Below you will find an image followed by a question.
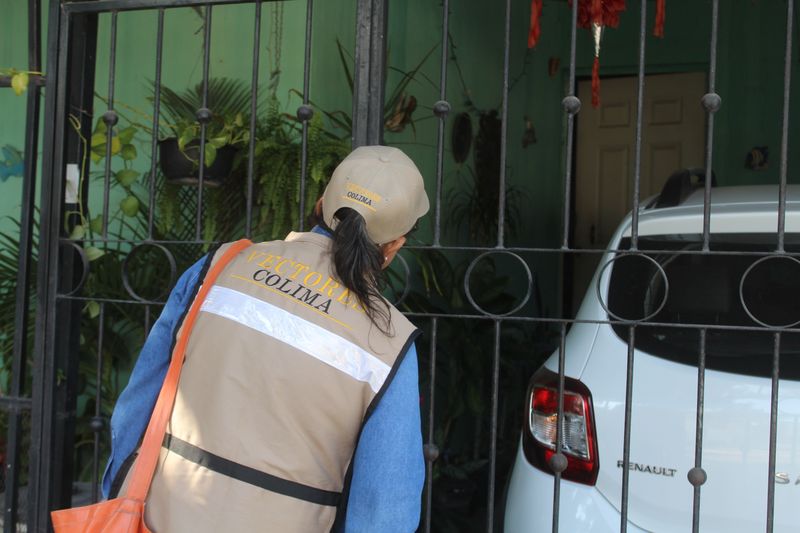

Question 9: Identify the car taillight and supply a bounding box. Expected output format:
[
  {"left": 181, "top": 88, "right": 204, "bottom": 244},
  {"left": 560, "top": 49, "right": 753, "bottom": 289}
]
[{"left": 522, "top": 366, "right": 599, "bottom": 485}]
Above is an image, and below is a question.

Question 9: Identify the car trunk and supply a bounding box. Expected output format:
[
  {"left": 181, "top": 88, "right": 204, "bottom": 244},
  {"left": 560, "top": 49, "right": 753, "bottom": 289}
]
[{"left": 582, "top": 327, "right": 800, "bottom": 532}]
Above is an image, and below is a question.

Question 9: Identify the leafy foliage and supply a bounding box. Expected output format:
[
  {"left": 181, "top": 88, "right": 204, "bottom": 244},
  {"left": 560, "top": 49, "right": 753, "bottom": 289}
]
[
  {"left": 156, "top": 78, "right": 253, "bottom": 166},
  {"left": 0, "top": 218, "right": 36, "bottom": 395},
  {"left": 299, "top": 40, "right": 437, "bottom": 139},
  {"left": 252, "top": 97, "right": 349, "bottom": 240},
  {"left": 0, "top": 68, "right": 41, "bottom": 96}
]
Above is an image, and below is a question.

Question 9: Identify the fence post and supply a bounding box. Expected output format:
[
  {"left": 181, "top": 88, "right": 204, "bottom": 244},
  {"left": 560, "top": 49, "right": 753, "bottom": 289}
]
[
  {"left": 29, "top": 4, "right": 99, "bottom": 530},
  {"left": 352, "top": 0, "right": 387, "bottom": 147}
]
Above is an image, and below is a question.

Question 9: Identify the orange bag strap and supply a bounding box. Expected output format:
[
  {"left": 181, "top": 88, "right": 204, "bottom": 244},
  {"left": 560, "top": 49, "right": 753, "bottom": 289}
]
[{"left": 126, "top": 239, "right": 252, "bottom": 501}]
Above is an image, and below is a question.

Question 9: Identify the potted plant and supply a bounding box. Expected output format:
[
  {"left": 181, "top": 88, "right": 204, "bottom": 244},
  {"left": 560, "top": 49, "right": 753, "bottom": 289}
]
[{"left": 156, "top": 78, "right": 253, "bottom": 187}]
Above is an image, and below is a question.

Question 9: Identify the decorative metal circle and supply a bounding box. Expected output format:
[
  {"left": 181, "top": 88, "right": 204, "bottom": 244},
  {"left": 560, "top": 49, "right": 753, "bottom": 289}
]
[
  {"left": 433, "top": 100, "right": 451, "bottom": 118},
  {"left": 701, "top": 92, "right": 722, "bottom": 113},
  {"left": 596, "top": 252, "right": 669, "bottom": 323},
  {"left": 388, "top": 253, "right": 411, "bottom": 308},
  {"left": 463, "top": 251, "right": 533, "bottom": 317},
  {"left": 687, "top": 467, "right": 707, "bottom": 487},
  {"left": 296, "top": 104, "right": 314, "bottom": 122},
  {"left": 548, "top": 452, "right": 568, "bottom": 473},
  {"left": 423, "top": 443, "right": 440, "bottom": 462},
  {"left": 89, "top": 416, "right": 106, "bottom": 432},
  {"left": 102, "top": 110, "right": 118, "bottom": 126},
  {"left": 121, "top": 243, "right": 177, "bottom": 303},
  {"left": 562, "top": 95, "right": 581, "bottom": 115},
  {"left": 58, "top": 239, "right": 90, "bottom": 297},
  {"left": 195, "top": 107, "right": 213, "bottom": 124},
  {"left": 739, "top": 255, "right": 800, "bottom": 328}
]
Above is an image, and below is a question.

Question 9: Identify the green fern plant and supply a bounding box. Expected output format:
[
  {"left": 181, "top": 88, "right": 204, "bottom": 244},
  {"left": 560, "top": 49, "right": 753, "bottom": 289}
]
[{"left": 252, "top": 97, "right": 349, "bottom": 240}]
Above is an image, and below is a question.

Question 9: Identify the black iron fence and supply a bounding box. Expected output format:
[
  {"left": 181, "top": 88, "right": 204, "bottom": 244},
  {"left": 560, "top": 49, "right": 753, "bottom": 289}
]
[{"left": 1, "top": 0, "right": 798, "bottom": 532}]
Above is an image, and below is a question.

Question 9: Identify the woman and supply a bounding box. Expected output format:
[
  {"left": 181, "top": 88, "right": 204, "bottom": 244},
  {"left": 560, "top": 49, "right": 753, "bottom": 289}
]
[{"left": 102, "top": 145, "right": 429, "bottom": 532}]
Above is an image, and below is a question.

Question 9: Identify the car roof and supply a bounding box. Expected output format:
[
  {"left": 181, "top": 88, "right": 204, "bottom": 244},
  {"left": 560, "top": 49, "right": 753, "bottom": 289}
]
[
  {"left": 676, "top": 185, "right": 800, "bottom": 210},
  {"left": 622, "top": 185, "right": 800, "bottom": 237}
]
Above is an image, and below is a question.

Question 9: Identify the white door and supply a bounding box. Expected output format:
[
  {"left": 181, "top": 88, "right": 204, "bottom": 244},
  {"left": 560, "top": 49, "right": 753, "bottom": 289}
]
[{"left": 571, "top": 72, "right": 707, "bottom": 313}]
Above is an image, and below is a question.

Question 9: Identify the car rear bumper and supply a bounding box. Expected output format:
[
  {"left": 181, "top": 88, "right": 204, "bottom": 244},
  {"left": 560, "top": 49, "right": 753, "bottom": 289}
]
[{"left": 504, "top": 442, "right": 648, "bottom": 533}]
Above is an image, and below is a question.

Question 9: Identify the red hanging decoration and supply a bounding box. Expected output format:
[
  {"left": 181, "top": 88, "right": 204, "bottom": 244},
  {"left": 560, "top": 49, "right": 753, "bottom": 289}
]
[
  {"left": 528, "top": 0, "right": 544, "bottom": 48},
  {"left": 654, "top": 0, "right": 666, "bottom": 38},
  {"left": 574, "top": 0, "right": 626, "bottom": 107},
  {"left": 591, "top": 57, "right": 601, "bottom": 107},
  {"left": 571, "top": 0, "right": 626, "bottom": 29},
  {"left": 591, "top": 0, "right": 604, "bottom": 25},
  {"left": 527, "top": 0, "right": 628, "bottom": 107}
]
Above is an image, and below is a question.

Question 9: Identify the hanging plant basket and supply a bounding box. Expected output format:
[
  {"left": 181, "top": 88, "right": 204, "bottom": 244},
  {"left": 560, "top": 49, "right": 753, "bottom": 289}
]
[{"left": 158, "top": 138, "right": 238, "bottom": 187}]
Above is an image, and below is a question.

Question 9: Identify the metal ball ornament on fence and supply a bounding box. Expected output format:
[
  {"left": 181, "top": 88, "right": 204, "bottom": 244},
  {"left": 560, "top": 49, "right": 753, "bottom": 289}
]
[
  {"left": 102, "top": 110, "right": 118, "bottom": 126},
  {"left": 89, "top": 417, "right": 106, "bottom": 432},
  {"left": 423, "top": 443, "right": 440, "bottom": 462},
  {"left": 562, "top": 95, "right": 581, "bottom": 115},
  {"left": 195, "top": 107, "right": 213, "bottom": 124},
  {"left": 687, "top": 467, "right": 707, "bottom": 487},
  {"left": 433, "top": 100, "right": 451, "bottom": 118},
  {"left": 296, "top": 105, "right": 314, "bottom": 122},
  {"left": 548, "top": 452, "right": 568, "bottom": 474},
  {"left": 701, "top": 92, "right": 722, "bottom": 113}
]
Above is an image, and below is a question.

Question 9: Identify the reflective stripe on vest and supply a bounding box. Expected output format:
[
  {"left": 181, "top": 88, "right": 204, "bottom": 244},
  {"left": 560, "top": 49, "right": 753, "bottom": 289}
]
[{"left": 201, "top": 285, "right": 391, "bottom": 393}]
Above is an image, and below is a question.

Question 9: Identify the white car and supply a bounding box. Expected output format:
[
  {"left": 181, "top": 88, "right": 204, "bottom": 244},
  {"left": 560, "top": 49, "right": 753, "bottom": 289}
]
[{"left": 505, "top": 180, "right": 800, "bottom": 532}]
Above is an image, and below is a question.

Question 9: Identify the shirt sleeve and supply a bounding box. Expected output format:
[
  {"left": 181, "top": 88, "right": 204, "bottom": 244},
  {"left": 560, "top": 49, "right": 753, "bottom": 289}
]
[
  {"left": 342, "top": 343, "right": 425, "bottom": 533},
  {"left": 101, "top": 256, "right": 207, "bottom": 498}
]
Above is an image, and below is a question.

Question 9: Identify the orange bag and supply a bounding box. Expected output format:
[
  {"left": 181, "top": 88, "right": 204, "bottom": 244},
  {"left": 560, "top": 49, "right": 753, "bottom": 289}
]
[{"left": 51, "top": 239, "right": 252, "bottom": 532}]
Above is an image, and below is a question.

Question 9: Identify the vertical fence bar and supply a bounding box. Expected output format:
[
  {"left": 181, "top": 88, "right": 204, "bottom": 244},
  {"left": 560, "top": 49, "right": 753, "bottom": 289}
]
[
  {"left": 432, "top": 0, "right": 449, "bottom": 247},
  {"left": 352, "top": 0, "right": 387, "bottom": 147},
  {"left": 195, "top": 4, "right": 213, "bottom": 240},
  {"left": 91, "top": 303, "right": 105, "bottom": 503},
  {"left": 495, "top": 0, "right": 511, "bottom": 248},
  {"left": 629, "top": 0, "right": 647, "bottom": 251},
  {"left": 297, "top": 0, "right": 313, "bottom": 231},
  {"left": 245, "top": 0, "right": 262, "bottom": 239},
  {"left": 550, "top": 322, "right": 568, "bottom": 533},
  {"left": 423, "top": 317, "right": 438, "bottom": 533},
  {"left": 766, "top": 332, "right": 781, "bottom": 533},
  {"left": 690, "top": 329, "right": 708, "bottom": 533},
  {"left": 4, "top": 1, "right": 43, "bottom": 529},
  {"left": 147, "top": 8, "right": 165, "bottom": 240},
  {"left": 619, "top": 326, "right": 636, "bottom": 533},
  {"left": 101, "top": 11, "right": 118, "bottom": 239},
  {"left": 29, "top": 3, "right": 70, "bottom": 528},
  {"left": 561, "top": 0, "right": 580, "bottom": 249},
  {"left": 486, "top": 319, "right": 502, "bottom": 532},
  {"left": 144, "top": 305, "right": 152, "bottom": 337},
  {"left": 776, "top": 0, "right": 793, "bottom": 253},
  {"left": 701, "top": 0, "right": 720, "bottom": 251}
]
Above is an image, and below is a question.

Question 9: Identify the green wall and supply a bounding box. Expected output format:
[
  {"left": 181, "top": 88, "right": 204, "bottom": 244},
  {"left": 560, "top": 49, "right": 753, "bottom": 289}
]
[{"left": 0, "top": 2, "right": 38, "bottom": 237}]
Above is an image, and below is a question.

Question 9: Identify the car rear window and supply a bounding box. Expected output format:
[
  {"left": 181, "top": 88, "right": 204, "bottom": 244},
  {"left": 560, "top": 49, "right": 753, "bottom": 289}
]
[{"left": 608, "top": 234, "right": 800, "bottom": 380}]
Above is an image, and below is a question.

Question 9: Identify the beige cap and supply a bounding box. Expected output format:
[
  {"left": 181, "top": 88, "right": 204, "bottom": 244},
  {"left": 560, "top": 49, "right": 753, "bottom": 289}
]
[{"left": 322, "top": 145, "right": 430, "bottom": 244}]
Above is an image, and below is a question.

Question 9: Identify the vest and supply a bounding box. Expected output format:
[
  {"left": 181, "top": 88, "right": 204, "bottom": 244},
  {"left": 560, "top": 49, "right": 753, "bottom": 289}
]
[{"left": 131, "top": 232, "right": 419, "bottom": 532}]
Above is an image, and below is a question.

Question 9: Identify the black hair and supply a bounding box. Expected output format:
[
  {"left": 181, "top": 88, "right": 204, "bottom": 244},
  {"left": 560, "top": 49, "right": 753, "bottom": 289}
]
[{"left": 323, "top": 207, "right": 392, "bottom": 335}]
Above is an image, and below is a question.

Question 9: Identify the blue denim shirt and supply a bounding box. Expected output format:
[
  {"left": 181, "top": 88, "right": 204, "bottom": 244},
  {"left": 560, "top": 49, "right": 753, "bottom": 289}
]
[{"left": 102, "top": 235, "right": 425, "bottom": 532}]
